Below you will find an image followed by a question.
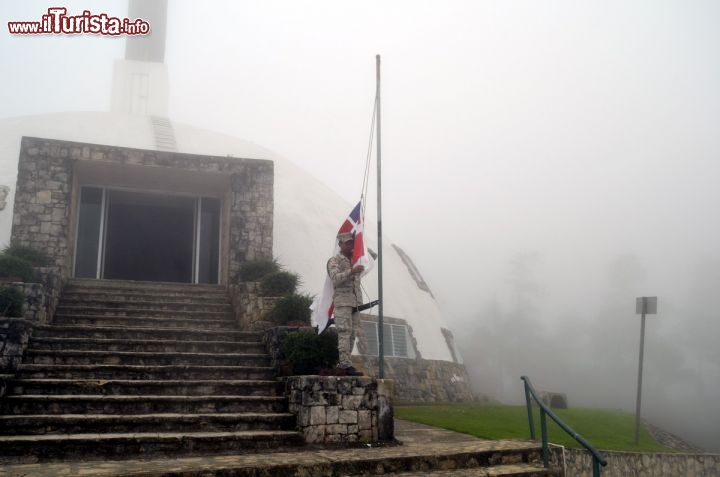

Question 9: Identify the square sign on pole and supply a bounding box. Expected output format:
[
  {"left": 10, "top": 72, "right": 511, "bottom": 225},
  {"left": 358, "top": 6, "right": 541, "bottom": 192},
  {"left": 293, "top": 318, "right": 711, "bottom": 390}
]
[{"left": 636, "top": 296, "right": 657, "bottom": 315}]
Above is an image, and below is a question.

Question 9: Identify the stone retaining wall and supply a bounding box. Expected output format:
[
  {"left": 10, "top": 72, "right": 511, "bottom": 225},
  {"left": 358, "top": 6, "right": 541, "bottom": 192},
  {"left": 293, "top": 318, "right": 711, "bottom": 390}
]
[
  {"left": 261, "top": 325, "right": 313, "bottom": 372},
  {"left": 228, "top": 281, "right": 279, "bottom": 330},
  {"left": 0, "top": 318, "right": 34, "bottom": 376},
  {"left": 356, "top": 356, "right": 474, "bottom": 402},
  {"left": 284, "top": 376, "right": 394, "bottom": 445},
  {"left": 0, "top": 272, "right": 64, "bottom": 375},
  {"left": 14, "top": 270, "right": 64, "bottom": 325},
  {"left": 563, "top": 448, "right": 720, "bottom": 476}
]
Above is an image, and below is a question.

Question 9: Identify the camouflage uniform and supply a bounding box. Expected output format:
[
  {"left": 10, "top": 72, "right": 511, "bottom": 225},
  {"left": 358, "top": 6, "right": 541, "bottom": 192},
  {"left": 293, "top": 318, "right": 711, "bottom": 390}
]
[{"left": 327, "top": 252, "right": 362, "bottom": 369}]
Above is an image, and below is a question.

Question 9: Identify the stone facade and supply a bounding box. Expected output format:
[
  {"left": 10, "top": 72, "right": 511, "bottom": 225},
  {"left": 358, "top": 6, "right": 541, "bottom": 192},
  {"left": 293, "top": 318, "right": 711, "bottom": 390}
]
[
  {"left": 11, "top": 136, "right": 273, "bottom": 284},
  {"left": 12, "top": 140, "right": 74, "bottom": 276},
  {"left": 228, "top": 167, "right": 274, "bottom": 270},
  {"left": 563, "top": 448, "right": 720, "bottom": 477},
  {"left": 284, "top": 376, "right": 394, "bottom": 445}
]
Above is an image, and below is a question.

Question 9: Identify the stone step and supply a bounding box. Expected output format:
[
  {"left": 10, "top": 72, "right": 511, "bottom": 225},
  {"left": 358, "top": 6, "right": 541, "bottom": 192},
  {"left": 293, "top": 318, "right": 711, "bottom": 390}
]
[
  {"left": 0, "top": 412, "right": 295, "bottom": 435},
  {"left": 347, "top": 464, "right": 550, "bottom": 476},
  {"left": 66, "top": 278, "right": 227, "bottom": 294},
  {"left": 301, "top": 441, "right": 548, "bottom": 477},
  {"left": 28, "top": 336, "right": 265, "bottom": 353},
  {"left": 59, "top": 289, "right": 229, "bottom": 303},
  {"left": 0, "top": 430, "right": 304, "bottom": 464},
  {"left": 0, "top": 439, "right": 549, "bottom": 475},
  {"left": 1, "top": 395, "right": 288, "bottom": 415},
  {"left": 58, "top": 298, "right": 234, "bottom": 313},
  {"left": 16, "top": 364, "right": 276, "bottom": 380},
  {"left": 51, "top": 313, "right": 235, "bottom": 330},
  {"left": 6, "top": 379, "right": 279, "bottom": 397},
  {"left": 55, "top": 305, "right": 235, "bottom": 319},
  {"left": 61, "top": 290, "right": 231, "bottom": 304},
  {"left": 31, "top": 324, "right": 261, "bottom": 342},
  {"left": 22, "top": 349, "right": 271, "bottom": 367}
]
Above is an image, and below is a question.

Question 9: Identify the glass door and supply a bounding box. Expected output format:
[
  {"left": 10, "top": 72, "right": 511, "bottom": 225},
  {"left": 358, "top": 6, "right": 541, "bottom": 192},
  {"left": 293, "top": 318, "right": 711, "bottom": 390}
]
[{"left": 73, "top": 186, "right": 221, "bottom": 283}]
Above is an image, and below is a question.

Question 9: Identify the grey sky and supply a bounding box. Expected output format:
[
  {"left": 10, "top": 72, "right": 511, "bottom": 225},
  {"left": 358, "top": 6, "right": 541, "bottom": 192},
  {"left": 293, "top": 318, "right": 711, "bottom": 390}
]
[
  {"left": 2, "top": 0, "right": 720, "bottom": 448},
  {"left": 3, "top": 1, "right": 719, "bottom": 319}
]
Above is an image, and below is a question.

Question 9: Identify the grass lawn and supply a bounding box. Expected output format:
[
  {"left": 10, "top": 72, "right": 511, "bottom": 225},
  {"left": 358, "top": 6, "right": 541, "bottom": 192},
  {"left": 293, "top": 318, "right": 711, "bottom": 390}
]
[{"left": 395, "top": 402, "right": 675, "bottom": 452}]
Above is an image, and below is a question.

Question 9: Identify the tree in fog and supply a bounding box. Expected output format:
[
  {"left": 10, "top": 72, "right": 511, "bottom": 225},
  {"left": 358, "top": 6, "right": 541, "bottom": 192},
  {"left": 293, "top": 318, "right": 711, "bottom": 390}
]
[{"left": 460, "top": 252, "right": 555, "bottom": 402}]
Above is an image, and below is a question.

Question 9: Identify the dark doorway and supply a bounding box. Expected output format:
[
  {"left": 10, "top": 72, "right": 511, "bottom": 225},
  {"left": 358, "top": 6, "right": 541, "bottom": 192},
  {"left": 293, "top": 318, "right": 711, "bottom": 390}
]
[{"left": 103, "top": 191, "right": 195, "bottom": 282}]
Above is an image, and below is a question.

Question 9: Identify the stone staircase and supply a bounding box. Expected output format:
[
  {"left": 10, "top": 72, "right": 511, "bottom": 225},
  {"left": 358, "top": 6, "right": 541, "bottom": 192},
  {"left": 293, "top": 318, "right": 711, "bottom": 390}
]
[
  {"left": 0, "top": 279, "right": 554, "bottom": 476},
  {"left": 0, "top": 279, "right": 302, "bottom": 463}
]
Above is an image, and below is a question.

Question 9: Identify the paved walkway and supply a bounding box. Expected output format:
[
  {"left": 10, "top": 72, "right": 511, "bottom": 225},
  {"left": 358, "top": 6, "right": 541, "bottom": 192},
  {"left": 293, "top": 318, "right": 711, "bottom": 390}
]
[{"left": 0, "top": 420, "right": 491, "bottom": 477}]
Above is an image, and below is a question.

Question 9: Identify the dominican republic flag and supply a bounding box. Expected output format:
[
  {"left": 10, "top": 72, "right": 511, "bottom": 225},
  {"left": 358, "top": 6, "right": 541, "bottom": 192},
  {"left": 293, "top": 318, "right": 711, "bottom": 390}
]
[{"left": 310, "top": 201, "right": 374, "bottom": 333}]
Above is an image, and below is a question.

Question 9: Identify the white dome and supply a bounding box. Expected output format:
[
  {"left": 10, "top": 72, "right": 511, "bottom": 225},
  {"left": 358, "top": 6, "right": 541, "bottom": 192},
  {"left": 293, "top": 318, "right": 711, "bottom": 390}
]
[{"left": 0, "top": 112, "right": 455, "bottom": 362}]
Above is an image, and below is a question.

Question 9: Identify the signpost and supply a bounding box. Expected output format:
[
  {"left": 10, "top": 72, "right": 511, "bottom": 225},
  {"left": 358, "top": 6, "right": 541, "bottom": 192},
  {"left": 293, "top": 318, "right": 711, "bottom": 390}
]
[{"left": 634, "top": 296, "right": 657, "bottom": 445}]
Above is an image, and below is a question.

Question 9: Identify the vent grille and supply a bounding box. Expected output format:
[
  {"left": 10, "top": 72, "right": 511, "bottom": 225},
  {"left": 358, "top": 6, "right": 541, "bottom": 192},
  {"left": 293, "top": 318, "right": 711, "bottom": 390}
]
[{"left": 150, "top": 116, "right": 178, "bottom": 152}]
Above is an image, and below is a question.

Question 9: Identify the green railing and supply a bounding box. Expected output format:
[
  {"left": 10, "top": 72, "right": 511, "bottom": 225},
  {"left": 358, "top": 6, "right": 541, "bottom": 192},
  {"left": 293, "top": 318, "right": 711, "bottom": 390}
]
[{"left": 521, "top": 376, "right": 607, "bottom": 477}]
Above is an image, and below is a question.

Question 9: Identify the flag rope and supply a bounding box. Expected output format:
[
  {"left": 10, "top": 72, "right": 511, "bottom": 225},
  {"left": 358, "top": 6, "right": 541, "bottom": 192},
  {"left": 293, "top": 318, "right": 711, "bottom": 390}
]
[{"left": 360, "top": 95, "right": 378, "bottom": 220}]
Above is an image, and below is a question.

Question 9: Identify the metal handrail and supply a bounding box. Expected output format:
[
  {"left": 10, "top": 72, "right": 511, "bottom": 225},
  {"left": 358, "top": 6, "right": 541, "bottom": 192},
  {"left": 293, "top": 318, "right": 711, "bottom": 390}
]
[{"left": 521, "top": 376, "right": 608, "bottom": 477}]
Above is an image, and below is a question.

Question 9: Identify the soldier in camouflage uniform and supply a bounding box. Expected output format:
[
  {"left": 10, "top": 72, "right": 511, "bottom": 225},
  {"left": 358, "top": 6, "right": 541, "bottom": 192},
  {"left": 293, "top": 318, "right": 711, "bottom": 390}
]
[{"left": 327, "top": 232, "right": 365, "bottom": 376}]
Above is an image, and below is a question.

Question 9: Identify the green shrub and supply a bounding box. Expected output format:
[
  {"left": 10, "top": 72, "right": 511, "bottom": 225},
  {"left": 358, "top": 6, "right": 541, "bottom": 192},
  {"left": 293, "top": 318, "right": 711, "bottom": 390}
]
[
  {"left": 238, "top": 259, "right": 280, "bottom": 282},
  {"left": 2, "top": 245, "right": 50, "bottom": 267},
  {"left": 0, "top": 255, "right": 36, "bottom": 282},
  {"left": 282, "top": 329, "right": 339, "bottom": 375},
  {"left": 258, "top": 271, "right": 298, "bottom": 296},
  {"left": 0, "top": 285, "right": 24, "bottom": 317},
  {"left": 269, "top": 294, "right": 313, "bottom": 325}
]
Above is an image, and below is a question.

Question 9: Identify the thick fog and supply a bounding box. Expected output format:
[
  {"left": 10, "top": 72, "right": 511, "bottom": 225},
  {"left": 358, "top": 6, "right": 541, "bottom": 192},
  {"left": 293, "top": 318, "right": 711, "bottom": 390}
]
[{"left": 2, "top": 0, "right": 719, "bottom": 451}]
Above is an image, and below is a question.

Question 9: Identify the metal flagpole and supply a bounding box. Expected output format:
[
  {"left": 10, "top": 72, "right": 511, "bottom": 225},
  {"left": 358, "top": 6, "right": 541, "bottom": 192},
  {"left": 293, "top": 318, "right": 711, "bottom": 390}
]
[{"left": 375, "top": 54, "right": 385, "bottom": 379}]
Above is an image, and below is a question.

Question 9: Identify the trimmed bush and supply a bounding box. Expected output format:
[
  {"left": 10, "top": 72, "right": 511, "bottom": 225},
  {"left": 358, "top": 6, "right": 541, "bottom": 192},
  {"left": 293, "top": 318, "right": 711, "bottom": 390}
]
[
  {"left": 2, "top": 245, "right": 50, "bottom": 267},
  {"left": 238, "top": 259, "right": 280, "bottom": 282},
  {"left": 0, "top": 285, "right": 24, "bottom": 317},
  {"left": 258, "top": 271, "right": 298, "bottom": 297},
  {"left": 282, "top": 329, "right": 339, "bottom": 375},
  {"left": 269, "top": 294, "right": 313, "bottom": 326},
  {"left": 0, "top": 255, "right": 35, "bottom": 282}
]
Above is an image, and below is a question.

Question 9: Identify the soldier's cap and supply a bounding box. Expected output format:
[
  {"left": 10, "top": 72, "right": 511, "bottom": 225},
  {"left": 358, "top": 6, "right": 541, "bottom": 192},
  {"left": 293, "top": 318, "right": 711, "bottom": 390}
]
[{"left": 337, "top": 232, "right": 354, "bottom": 243}]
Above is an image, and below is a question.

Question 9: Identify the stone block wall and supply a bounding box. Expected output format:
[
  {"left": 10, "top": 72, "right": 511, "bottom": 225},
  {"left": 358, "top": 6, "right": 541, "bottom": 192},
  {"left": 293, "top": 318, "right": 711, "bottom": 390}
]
[
  {"left": 12, "top": 140, "right": 74, "bottom": 276},
  {"left": 563, "top": 448, "right": 720, "bottom": 476},
  {"left": 284, "top": 376, "right": 394, "bottom": 445},
  {"left": 229, "top": 170, "right": 274, "bottom": 274}
]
